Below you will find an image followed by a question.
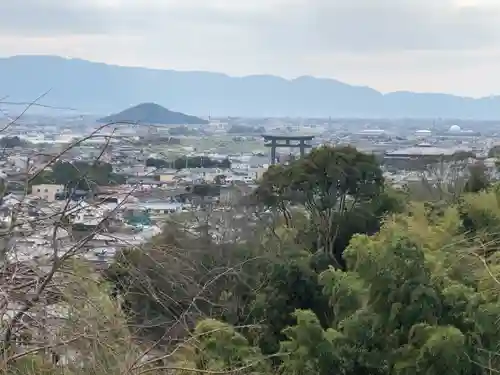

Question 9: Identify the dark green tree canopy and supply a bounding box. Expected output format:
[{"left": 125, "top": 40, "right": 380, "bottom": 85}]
[
  {"left": 255, "top": 145, "right": 386, "bottom": 268},
  {"left": 145, "top": 156, "right": 230, "bottom": 170},
  {"left": 464, "top": 161, "right": 490, "bottom": 193},
  {"left": 0, "top": 136, "right": 26, "bottom": 148},
  {"left": 32, "top": 160, "right": 124, "bottom": 190}
]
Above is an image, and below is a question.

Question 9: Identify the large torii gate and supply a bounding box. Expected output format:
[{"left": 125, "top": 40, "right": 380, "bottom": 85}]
[{"left": 262, "top": 134, "right": 315, "bottom": 165}]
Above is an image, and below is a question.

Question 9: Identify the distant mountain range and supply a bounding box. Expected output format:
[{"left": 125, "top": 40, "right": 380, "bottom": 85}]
[
  {"left": 0, "top": 55, "right": 499, "bottom": 119},
  {"left": 98, "top": 103, "right": 208, "bottom": 125}
]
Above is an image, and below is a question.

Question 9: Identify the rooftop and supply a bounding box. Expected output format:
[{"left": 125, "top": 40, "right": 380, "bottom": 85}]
[{"left": 385, "top": 146, "right": 473, "bottom": 157}]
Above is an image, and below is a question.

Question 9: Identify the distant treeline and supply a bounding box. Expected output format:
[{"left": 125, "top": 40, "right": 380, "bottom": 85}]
[
  {"left": 32, "top": 161, "right": 125, "bottom": 190},
  {"left": 227, "top": 125, "right": 265, "bottom": 134},
  {"left": 168, "top": 126, "right": 200, "bottom": 136},
  {"left": 143, "top": 136, "right": 181, "bottom": 145},
  {"left": 146, "top": 156, "right": 231, "bottom": 170},
  {"left": 0, "top": 136, "right": 28, "bottom": 148}
]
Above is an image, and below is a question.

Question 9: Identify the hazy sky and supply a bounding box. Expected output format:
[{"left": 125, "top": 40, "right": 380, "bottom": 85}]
[{"left": 1, "top": 0, "right": 499, "bottom": 97}]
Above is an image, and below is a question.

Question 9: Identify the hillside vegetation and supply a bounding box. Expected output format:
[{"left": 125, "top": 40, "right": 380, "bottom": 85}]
[
  {"left": 4, "top": 145, "right": 500, "bottom": 375},
  {"left": 99, "top": 103, "right": 208, "bottom": 125},
  {"left": 2, "top": 55, "right": 500, "bottom": 117}
]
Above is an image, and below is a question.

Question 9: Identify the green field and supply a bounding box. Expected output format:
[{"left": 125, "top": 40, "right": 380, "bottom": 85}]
[{"left": 148, "top": 136, "right": 266, "bottom": 158}]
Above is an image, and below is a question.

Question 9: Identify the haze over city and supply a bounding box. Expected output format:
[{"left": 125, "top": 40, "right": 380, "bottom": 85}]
[{"left": 2, "top": 0, "right": 500, "bottom": 97}]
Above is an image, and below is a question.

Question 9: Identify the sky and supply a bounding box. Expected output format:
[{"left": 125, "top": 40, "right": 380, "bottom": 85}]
[{"left": 1, "top": 0, "right": 500, "bottom": 97}]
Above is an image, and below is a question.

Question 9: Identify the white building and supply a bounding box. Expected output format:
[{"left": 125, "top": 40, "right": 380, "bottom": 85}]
[
  {"left": 415, "top": 129, "right": 432, "bottom": 137},
  {"left": 31, "top": 184, "right": 64, "bottom": 202}
]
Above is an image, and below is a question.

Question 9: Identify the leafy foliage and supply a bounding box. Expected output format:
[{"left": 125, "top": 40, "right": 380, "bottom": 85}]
[
  {"left": 464, "top": 161, "right": 490, "bottom": 193},
  {"left": 32, "top": 160, "right": 124, "bottom": 190},
  {"left": 175, "top": 319, "right": 270, "bottom": 374},
  {"left": 278, "top": 193, "right": 500, "bottom": 375},
  {"left": 100, "top": 148, "right": 500, "bottom": 375},
  {"left": 255, "top": 145, "right": 390, "bottom": 268},
  {"left": 0, "top": 136, "right": 27, "bottom": 148},
  {"left": 145, "top": 156, "right": 230, "bottom": 170}
]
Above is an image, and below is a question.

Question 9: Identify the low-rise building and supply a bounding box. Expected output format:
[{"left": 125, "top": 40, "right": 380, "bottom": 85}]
[{"left": 31, "top": 184, "right": 64, "bottom": 202}]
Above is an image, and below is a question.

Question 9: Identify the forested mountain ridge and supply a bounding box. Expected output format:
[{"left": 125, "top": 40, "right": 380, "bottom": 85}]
[
  {"left": 1, "top": 55, "right": 499, "bottom": 118},
  {"left": 98, "top": 103, "right": 208, "bottom": 125}
]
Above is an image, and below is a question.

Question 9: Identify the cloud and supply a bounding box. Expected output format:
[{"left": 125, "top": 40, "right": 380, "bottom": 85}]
[
  {"left": 1, "top": 0, "right": 500, "bottom": 96},
  {"left": 0, "top": 1, "right": 108, "bottom": 36},
  {"left": 2, "top": 0, "right": 500, "bottom": 50},
  {"left": 262, "top": 0, "right": 500, "bottom": 52}
]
